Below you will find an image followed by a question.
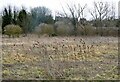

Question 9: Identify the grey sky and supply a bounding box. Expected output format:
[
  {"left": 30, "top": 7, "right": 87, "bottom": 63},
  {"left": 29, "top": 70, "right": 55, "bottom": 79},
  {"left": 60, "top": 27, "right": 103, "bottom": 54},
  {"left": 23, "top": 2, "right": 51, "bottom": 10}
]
[{"left": 0, "top": 0, "right": 119, "bottom": 19}]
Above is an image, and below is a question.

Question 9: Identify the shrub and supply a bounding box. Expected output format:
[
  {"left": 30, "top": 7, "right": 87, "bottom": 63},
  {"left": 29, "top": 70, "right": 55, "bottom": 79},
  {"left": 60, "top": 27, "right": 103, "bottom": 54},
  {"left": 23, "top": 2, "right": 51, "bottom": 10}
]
[
  {"left": 35, "top": 23, "right": 54, "bottom": 37},
  {"left": 4, "top": 24, "right": 22, "bottom": 37},
  {"left": 76, "top": 24, "right": 96, "bottom": 36},
  {"left": 95, "top": 27, "right": 118, "bottom": 36},
  {"left": 83, "top": 24, "right": 96, "bottom": 36},
  {"left": 54, "top": 21, "right": 72, "bottom": 36},
  {"left": 103, "top": 27, "right": 118, "bottom": 36}
]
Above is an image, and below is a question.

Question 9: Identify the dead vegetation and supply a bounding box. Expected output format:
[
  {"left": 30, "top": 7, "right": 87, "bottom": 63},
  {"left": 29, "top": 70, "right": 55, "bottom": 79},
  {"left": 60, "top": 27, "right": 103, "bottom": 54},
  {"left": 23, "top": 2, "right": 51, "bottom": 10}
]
[{"left": 2, "top": 35, "right": 119, "bottom": 80}]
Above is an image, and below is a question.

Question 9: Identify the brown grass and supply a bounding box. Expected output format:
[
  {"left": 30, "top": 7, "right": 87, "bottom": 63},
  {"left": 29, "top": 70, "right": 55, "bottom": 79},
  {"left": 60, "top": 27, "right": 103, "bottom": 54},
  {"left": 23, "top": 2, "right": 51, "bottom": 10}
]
[{"left": 2, "top": 35, "right": 118, "bottom": 80}]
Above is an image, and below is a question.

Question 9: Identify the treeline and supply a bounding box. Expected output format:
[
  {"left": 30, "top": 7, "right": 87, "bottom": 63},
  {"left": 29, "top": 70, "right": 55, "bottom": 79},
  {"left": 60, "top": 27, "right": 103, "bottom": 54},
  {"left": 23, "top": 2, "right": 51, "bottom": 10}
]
[
  {"left": 1, "top": 6, "right": 54, "bottom": 36},
  {"left": 1, "top": 1, "right": 120, "bottom": 37}
]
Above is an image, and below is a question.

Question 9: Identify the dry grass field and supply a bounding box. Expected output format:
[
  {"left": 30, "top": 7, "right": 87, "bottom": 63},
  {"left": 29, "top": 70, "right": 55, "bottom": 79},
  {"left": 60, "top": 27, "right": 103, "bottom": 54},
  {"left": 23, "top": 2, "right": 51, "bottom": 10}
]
[{"left": 1, "top": 35, "right": 119, "bottom": 80}]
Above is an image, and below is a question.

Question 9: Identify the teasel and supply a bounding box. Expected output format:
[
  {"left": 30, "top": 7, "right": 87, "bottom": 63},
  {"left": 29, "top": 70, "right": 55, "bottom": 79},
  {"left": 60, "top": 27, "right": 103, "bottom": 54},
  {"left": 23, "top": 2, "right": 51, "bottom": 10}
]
[{"left": 82, "top": 44, "right": 86, "bottom": 50}]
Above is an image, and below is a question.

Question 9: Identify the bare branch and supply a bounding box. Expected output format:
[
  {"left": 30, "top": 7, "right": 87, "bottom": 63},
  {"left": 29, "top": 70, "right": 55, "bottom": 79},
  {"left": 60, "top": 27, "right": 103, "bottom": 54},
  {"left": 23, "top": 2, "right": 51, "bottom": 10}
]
[
  {"left": 89, "top": 1, "right": 112, "bottom": 20},
  {"left": 60, "top": 2, "right": 68, "bottom": 17}
]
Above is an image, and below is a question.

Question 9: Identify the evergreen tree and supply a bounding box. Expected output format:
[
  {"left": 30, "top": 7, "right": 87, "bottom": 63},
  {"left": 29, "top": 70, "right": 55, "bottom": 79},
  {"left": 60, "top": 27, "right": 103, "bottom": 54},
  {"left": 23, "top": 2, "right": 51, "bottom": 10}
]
[
  {"left": 12, "top": 7, "right": 18, "bottom": 25},
  {"left": 30, "top": 6, "right": 54, "bottom": 31},
  {"left": 2, "top": 6, "right": 13, "bottom": 34},
  {"left": 17, "top": 9, "right": 29, "bottom": 35}
]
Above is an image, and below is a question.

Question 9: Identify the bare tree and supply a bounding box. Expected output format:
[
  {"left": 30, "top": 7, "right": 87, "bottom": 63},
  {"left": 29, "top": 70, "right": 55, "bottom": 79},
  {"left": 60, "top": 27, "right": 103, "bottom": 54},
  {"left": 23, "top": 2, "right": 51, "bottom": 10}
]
[
  {"left": 58, "top": 2, "right": 87, "bottom": 36},
  {"left": 89, "top": 1, "right": 111, "bottom": 25},
  {"left": 89, "top": 1, "right": 111, "bottom": 36},
  {"left": 109, "top": 3, "right": 116, "bottom": 20}
]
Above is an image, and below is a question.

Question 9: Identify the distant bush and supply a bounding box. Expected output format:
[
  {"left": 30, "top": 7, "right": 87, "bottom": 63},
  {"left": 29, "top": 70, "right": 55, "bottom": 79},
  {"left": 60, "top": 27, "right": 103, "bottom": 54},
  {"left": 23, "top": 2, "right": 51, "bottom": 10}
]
[
  {"left": 76, "top": 24, "right": 96, "bottom": 36},
  {"left": 4, "top": 24, "right": 22, "bottom": 37},
  {"left": 34, "top": 22, "right": 118, "bottom": 37},
  {"left": 35, "top": 23, "right": 54, "bottom": 37},
  {"left": 95, "top": 27, "right": 118, "bottom": 36},
  {"left": 54, "top": 21, "right": 72, "bottom": 36},
  {"left": 102, "top": 27, "right": 118, "bottom": 36},
  {"left": 83, "top": 24, "right": 96, "bottom": 36}
]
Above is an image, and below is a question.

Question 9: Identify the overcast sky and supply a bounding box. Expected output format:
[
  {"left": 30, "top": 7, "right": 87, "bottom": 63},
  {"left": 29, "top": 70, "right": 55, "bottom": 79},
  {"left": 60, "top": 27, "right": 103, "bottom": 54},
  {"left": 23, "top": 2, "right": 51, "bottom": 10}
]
[{"left": 0, "top": 0, "right": 119, "bottom": 19}]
